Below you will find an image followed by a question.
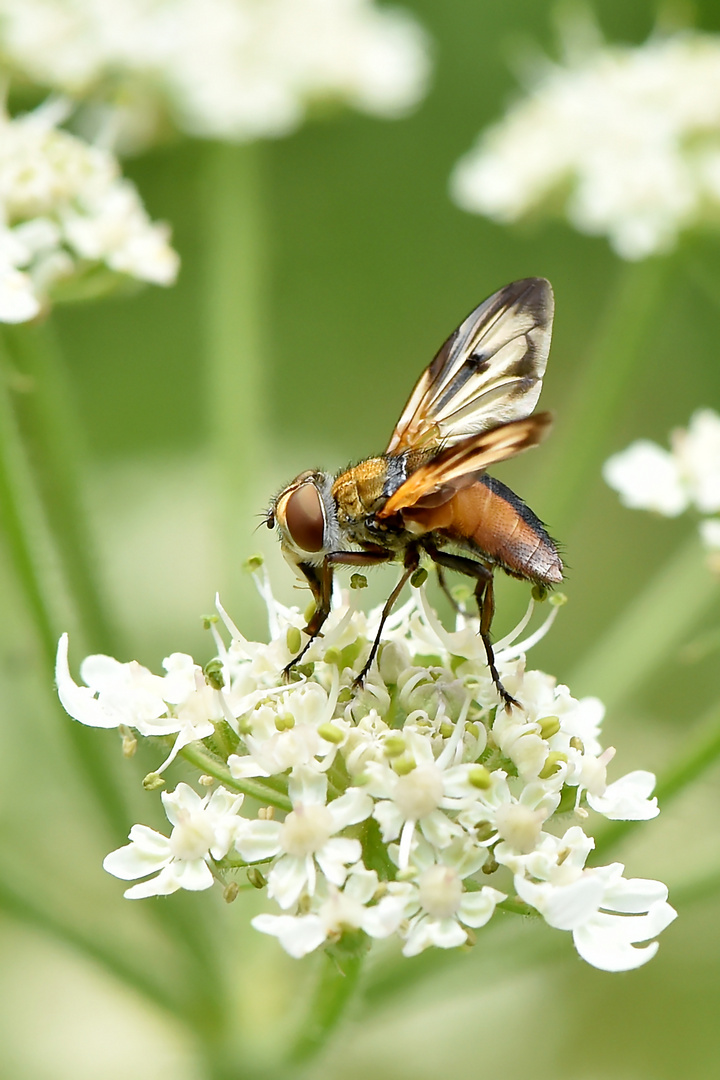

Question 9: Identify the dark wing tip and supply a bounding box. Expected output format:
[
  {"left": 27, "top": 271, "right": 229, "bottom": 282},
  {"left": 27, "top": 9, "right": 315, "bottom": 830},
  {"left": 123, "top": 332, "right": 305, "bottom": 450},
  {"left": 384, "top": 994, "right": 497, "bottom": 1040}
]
[{"left": 501, "top": 277, "right": 554, "bottom": 321}]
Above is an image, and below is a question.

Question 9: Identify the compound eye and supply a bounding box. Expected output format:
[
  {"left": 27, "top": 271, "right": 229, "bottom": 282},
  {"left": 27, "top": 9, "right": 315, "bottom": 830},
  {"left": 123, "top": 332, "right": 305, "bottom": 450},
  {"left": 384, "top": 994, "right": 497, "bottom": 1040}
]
[{"left": 285, "top": 483, "right": 325, "bottom": 553}]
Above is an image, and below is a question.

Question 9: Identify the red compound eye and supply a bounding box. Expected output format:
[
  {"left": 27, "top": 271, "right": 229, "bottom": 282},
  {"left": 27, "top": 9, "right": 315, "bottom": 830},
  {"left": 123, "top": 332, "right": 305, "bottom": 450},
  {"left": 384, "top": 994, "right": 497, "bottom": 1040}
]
[{"left": 284, "top": 483, "right": 325, "bottom": 552}]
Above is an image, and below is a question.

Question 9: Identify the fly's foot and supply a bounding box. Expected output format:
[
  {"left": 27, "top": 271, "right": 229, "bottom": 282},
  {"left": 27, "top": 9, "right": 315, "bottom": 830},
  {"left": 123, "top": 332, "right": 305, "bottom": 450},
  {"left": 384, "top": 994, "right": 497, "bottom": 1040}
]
[{"left": 497, "top": 683, "right": 522, "bottom": 713}]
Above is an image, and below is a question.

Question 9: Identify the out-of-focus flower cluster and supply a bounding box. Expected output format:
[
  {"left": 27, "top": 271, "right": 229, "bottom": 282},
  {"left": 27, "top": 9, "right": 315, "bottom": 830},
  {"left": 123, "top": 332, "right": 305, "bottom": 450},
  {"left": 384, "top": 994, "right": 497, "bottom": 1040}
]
[
  {"left": 0, "top": 0, "right": 430, "bottom": 151},
  {"left": 0, "top": 101, "right": 179, "bottom": 323},
  {"left": 451, "top": 21, "right": 720, "bottom": 260},
  {"left": 57, "top": 576, "right": 675, "bottom": 972},
  {"left": 604, "top": 409, "right": 720, "bottom": 566}
]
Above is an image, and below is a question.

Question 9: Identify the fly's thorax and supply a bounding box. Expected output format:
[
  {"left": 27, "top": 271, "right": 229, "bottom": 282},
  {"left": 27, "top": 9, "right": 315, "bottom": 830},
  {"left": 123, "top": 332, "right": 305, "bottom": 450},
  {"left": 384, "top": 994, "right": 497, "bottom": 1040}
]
[
  {"left": 270, "top": 470, "right": 343, "bottom": 565},
  {"left": 331, "top": 457, "right": 390, "bottom": 526}
]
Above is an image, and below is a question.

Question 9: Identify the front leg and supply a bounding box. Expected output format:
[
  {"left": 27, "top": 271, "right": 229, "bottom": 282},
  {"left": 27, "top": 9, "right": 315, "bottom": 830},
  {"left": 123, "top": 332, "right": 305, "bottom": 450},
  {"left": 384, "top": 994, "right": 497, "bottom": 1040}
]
[
  {"left": 284, "top": 549, "right": 393, "bottom": 678},
  {"left": 283, "top": 559, "right": 333, "bottom": 679}
]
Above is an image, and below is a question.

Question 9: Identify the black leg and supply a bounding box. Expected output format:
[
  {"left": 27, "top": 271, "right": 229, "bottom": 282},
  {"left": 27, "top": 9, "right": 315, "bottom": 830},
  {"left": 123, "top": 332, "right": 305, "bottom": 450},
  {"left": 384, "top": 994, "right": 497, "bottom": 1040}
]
[
  {"left": 354, "top": 546, "right": 420, "bottom": 688},
  {"left": 422, "top": 541, "right": 520, "bottom": 711},
  {"left": 284, "top": 549, "right": 393, "bottom": 679},
  {"left": 436, "top": 564, "right": 463, "bottom": 614},
  {"left": 283, "top": 559, "right": 333, "bottom": 679}
]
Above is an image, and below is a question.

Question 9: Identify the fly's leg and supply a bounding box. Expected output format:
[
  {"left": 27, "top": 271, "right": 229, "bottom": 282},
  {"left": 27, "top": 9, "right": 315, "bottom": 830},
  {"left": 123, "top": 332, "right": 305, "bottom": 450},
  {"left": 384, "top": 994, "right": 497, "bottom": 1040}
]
[
  {"left": 353, "top": 545, "right": 420, "bottom": 690},
  {"left": 284, "top": 549, "right": 393, "bottom": 680},
  {"left": 436, "top": 564, "right": 463, "bottom": 615},
  {"left": 283, "top": 559, "right": 333, "bottom": 679},
  {"left": 422, "top": 541, "right": 521, "bottom": 711}
]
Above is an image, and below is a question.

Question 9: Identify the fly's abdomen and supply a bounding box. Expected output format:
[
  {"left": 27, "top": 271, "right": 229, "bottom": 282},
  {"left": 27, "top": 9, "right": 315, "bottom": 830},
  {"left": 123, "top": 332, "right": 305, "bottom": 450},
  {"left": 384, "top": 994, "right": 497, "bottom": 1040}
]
[{"left": 404, "top": 474, "right": 562, "bottom": 585}]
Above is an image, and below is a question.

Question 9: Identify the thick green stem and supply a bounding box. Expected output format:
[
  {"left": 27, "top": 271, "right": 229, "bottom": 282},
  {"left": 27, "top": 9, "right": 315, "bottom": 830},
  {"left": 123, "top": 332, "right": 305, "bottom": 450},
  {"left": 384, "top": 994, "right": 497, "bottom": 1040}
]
[
  {"left": 289, "top": 949, "right": 366, "bottom": 1064},
  {"left": 201, "top": 142, "right": 268, "bottom": 592},
  {"left": 179, "top": 743, "right": 292, "bottom": 810},
  {"left": 593, "top": 705, "right": 720, "bottom": 860},
  {"left": 2, "top": 321, "right": 120, "bottom": 657},
  {"left": 0, "top": 341, "right": 63, "bottom": 667},
  {"left": 569, "top": 535, "right": 717, "bottom": 708},
  {"left": 534, "top": 257, "right": 669, "bottom": 533},
  {"left": 0, "top": 336, "right": 132, "bottom": 839}
]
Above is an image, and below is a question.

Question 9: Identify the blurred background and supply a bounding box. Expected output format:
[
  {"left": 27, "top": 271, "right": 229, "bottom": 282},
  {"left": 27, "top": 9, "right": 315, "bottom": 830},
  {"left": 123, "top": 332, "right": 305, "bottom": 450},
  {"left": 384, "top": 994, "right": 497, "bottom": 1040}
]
[{"left": 1, "top": 1, "right": 720, "bottom": 1077}]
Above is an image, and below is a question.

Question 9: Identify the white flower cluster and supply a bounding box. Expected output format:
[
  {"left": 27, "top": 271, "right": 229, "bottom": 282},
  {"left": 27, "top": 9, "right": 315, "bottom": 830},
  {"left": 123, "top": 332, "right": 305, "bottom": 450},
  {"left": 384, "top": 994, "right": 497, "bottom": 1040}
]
[
  {"left": 604, "top": 409, "right": 720, "bottom": 557},
  {"left": 0, "top": 102, "right": 179, "bottom": 323},
  {"left": 450, "top": 24, "right": 720, "bottom": 260},
  {"left": 0, "top": 0, "right": 430, "bottom": 149},
  {"left": 56, "top": 579, "right": 675, "bottom": 971}
]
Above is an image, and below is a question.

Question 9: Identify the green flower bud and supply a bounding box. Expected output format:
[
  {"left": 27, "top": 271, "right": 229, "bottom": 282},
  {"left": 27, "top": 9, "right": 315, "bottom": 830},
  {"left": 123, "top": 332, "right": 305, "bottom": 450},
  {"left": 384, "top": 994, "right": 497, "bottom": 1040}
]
[
  {"left": 247, "top": 867, "right": 267, "bottom": 890},
  {"left": 411, "top": 567, "right": 428, "bottom": 588},
  {"left": 318, "top": 722, "right": 344, "bottom": 744},
  {"left": 143, "top": 771, "right": 165, "bottom": 791},
  {"left": 539, "top": 751, "right": 568, "bottom": 779},
  {"left": 286, "top": 626, "right": 302, "bottom": 655},
  {"left": 383, "top": 735, "right": 406, "bottom": 758},
  {"left": 538, "top": 715, "right": 560, "bottom": 740},
  {"left": 203, "top": 658, "right": 225, "bottom": 690},
  {"left": 469, "top": 764, "right": 492, "bottom": 789},
  {"left": 392, "top": 754, "right": 416, "bottom": 775}
]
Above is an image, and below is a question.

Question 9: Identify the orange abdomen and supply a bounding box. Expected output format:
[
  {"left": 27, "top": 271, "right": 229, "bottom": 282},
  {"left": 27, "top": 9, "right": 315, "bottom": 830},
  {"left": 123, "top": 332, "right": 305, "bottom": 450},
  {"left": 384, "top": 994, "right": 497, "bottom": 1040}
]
[{"left": 404, "top": 475, "right": 563, "bottom": 585}]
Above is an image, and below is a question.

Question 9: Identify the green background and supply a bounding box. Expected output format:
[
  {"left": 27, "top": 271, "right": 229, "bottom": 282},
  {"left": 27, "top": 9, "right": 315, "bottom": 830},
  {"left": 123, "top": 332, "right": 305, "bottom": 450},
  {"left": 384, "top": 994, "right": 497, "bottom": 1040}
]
[{"left": 1, "top": 1, "right": 720, "bottom": 1077}]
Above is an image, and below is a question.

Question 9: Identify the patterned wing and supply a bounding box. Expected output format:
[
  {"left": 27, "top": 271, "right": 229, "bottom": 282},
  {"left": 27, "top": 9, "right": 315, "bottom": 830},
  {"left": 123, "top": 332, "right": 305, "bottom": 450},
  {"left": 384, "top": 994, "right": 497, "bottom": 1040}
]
[
  {"left": 386, "top": 278, "right": 554, "bottom": 455},
  {"left": 378, "top": 413, "right": 553, "bottom": 517}
]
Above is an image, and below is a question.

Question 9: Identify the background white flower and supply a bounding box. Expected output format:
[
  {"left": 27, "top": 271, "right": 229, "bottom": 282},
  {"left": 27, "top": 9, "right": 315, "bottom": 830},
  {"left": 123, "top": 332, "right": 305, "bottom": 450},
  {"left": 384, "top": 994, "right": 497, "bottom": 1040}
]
[
  {"left": 450, "top": 22, "right": 720, "bottom": 259},
  {"left": 604, "top": 409, "right": 720, "bottom": 557},
  {"left": 0, "top": 0, "right": 430, "bottom": 150},
  {"left": 0, "top": 101, "right": 179, "bottom": 321}
]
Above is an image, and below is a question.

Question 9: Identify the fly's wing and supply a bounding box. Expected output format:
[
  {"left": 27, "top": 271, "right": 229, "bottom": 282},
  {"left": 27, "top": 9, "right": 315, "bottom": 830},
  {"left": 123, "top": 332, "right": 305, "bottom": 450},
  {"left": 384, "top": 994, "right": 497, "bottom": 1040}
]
[
  {"left": 386, "top": 278, "right": 554, "bottom": 455},
  {"left": 378, "top": 413, "right": 553, "bottom": 517}
]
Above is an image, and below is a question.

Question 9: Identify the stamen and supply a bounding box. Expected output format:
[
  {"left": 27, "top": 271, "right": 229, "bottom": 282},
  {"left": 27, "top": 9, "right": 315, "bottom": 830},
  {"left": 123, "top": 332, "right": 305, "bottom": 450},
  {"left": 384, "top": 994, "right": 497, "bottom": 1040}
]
[
  {"left": 494, "top": 598, "right": 535, "bottom": 651},
  {"left": 496, "top": 604, "right": 559, "bottom": 662}
]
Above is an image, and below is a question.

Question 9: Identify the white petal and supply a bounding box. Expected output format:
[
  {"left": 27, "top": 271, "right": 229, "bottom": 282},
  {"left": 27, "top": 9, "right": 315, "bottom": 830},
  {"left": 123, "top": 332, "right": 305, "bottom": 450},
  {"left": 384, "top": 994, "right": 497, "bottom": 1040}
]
[
  {"left": 403, "top": 915, "right": 466, "bottom": 956},
  {"left": 603, "top": 441, "right": 688, "bottom": 516},
  {"left": 516, "top": 873, "right": 607, "bottom": 930},
  {"left": 587, "top": 770, "right": 659, "bottom": 820},
  {"left": 251, "top": 913, "right": 327, "bottom": 958},
  {"left": 573, "top": 901, "right": 677, "bottom": 972},
  {"left": 316, "top": 838, "right": 362, "bottom": 885},
  {"left": 161, "top": 783, "right": 205, "bottom": 826},
  {"left": 458, "top": 887, "right": 506, "bottom": 928},
  {"left": 103, "top": 828, "right": 171, "bottom": 880},
  {"left": 289, "top": 764, "right": 327, "bottom": 806},
  {"left": 234, "top": 819, "right": 283, "bottom": 862},
  {"left": 327, "top": 788, "right": 373, "bottom": 830},
  {"left": 267, "top": 855, "right": 310, "bottom": 909},
  {"left": 124, "top": 866, "right": 182, "bottom": 899},
  {"left": 170, "top": 858, "right": 215, "bottom": 892},
  {"left": 55, "top": 635, "right": 123, "bottom": 728}
]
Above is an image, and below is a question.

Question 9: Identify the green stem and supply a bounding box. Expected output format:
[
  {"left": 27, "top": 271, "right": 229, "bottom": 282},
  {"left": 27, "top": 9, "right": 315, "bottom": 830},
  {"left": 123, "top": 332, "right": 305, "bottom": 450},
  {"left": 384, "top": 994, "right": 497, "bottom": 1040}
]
[
  {"left": 0, "top": 338, "right": 63, "bottom": 667},
  {"left": 289, "top": 949, "right": 366, "bottom": 1064},
  {"left": 201, "top": 141, "right": 268, "bottom": 589},
  {"left": 569, "top": 535, "right": 717, "bottom": 708},
  {"left": 1, "top": 321, "right": 120, "bottom": 656},
  {"left": 593, "top": 704, "right": 720, "bottom": 860},
  {"left": 534, "top": 257, "right": 669, "bottom": 533},
  {"left": 180, "top": 743, "right": 292, "bottom": 810},
  {"left": 0, "top": 336, "right": 132, "bottom": 840}
]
